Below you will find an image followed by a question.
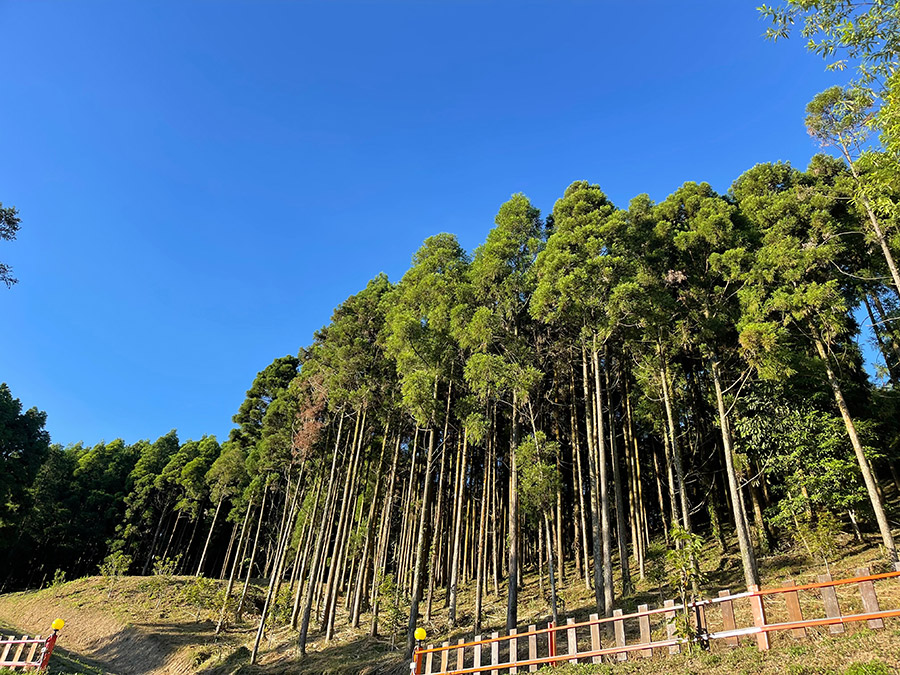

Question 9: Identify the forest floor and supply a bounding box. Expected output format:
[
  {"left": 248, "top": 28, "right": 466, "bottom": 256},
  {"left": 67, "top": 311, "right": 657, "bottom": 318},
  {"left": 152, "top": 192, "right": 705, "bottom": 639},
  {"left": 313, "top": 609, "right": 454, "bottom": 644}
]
[{"left": 0, "top": 531, "right": 899, "bottom": 675}]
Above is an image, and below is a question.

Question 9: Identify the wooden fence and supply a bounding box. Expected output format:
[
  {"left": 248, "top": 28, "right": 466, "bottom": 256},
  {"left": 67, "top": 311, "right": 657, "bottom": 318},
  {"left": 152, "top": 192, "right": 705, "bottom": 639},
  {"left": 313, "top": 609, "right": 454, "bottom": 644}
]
[
  {"left": 0, "top": 626, "right": 61, "bottom": 672},
  {"left": 411, "top": 565, "right": 900, "bottom": 674}
]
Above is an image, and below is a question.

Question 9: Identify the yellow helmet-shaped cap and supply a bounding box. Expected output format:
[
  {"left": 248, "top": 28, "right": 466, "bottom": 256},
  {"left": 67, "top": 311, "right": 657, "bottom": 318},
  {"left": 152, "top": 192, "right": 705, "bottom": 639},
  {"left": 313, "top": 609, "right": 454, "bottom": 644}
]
[
  {"left": 51, "top": 619, "right": 65, "bottom": 631},
  {"left": 414, "top": 627, "right": 426, "bottom": 641}
]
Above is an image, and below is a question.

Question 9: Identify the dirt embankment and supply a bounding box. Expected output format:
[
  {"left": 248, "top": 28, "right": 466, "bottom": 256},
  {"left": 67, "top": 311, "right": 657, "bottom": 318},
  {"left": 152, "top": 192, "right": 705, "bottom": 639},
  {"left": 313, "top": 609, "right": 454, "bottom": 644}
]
[{"left": 0, "top": 579, "right": 220, "bottom": 675}]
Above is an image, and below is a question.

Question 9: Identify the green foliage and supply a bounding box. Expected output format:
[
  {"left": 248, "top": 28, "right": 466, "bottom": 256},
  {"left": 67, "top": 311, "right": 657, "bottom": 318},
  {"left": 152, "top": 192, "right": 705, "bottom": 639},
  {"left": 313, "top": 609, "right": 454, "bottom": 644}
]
[
  {"left": 515, "top": 431, "right": 560, "bottom": 517},
  {"left": 645, "top": 542, "right": 668, "bottom": 599},
  {"left": 0, "top": 202, "right": 21, "bottom": 288},
  {"left": 149, "top": 554, "right": 181, "bottom": 609},
  {"left": 792, "top": 511, "right": 842, "bottom": 573},
  {"left": 99, "top": 551, "right": 132, "bottom": 598},
  {"left": 844, "top": 660, "right": 894, "bottom": 675},
  {"left": 760, "top": 2, "right": 900, "bottom": 83},
  {"left": 667, "top": 524, "right": 706, "bottom": 649},
  {"left": 181, "top": 576, "right": 218, "bottom": 621},
  {"left": 0, "top": 383, "right": 50, "bottom": 544},
  {"left": 375, "top": 572, "right": 407, "bottom": 645},
  {"left": 50, "top": 568, "right": 66, "bottom": 588}
]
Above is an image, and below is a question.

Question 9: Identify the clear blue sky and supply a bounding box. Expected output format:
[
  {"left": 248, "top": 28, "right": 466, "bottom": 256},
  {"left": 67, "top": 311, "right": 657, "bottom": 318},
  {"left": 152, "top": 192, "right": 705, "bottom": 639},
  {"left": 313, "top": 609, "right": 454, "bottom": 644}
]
[{"left": 1, "top": 1, "right": 865, "bottom": 446}]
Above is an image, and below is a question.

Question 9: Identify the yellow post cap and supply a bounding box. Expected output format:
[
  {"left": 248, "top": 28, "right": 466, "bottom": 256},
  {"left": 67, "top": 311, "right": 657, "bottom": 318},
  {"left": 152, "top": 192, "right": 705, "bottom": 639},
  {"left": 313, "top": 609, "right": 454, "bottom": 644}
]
[
  {"left": 414, "top": 627, "right": 426, "bottom": 641},
  {"left": 51, "top": 619, "right": 65, "bottom": 631}
]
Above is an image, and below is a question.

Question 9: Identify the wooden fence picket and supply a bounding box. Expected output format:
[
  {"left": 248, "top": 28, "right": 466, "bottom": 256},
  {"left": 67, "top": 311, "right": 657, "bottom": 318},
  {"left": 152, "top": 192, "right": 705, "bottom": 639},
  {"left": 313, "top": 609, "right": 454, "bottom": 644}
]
[
  {"left": 490, "top": 631, "right": 499, "bottom": 675},
  {"left": 664, "top": 599, "right": 679, "bottom": 654},
  {"left": 856, "top": 567, "right": 884, "bottom": 629},
  {"left": 527, "top": 625, "right": 537, "bottom": 672},
  {"left": 819, "top": 573, "right": 844, "bottom": 634},
  {"left": 782, "top": 579, "right": 806, "bottom": 638},
  {"left": 612, "top": 609, "right": 627, "bottom": 661},
  {"left": 637, "top": 604, "right": 652, "bottom": 658},
  {"left": 718, "top": 589, "right": 739, "bottom": 645},
  {"left": 588, "top": 613, "right": 602, "bottom": 664}
]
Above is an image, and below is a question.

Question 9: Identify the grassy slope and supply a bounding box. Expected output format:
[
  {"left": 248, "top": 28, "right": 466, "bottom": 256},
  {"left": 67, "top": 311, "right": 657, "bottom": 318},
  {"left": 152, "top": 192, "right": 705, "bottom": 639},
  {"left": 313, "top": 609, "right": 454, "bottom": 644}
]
[{"left": 1, "top": 532, "right": 899, "bottom": 674}]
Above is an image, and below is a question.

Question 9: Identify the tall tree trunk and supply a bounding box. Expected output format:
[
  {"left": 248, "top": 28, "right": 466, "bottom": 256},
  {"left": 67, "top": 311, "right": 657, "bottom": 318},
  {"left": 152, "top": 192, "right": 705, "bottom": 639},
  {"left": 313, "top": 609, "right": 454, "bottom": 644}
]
[
  {"left": 570, "top": 372, "right": 591, "bottom": 589},
  {"left": 605, "top": 350, "right": 631, "bottom": 595},
  {"left": 290, "top": 472, "right": 323, "bottom": 629},
  {"left": 370, "top": 429, "right": 402, "bottom": 636},
  {"left": 659, "top": 354, "right": 688, "bottom": 531},
  {"left": 544, "top": 513, "right": 559, "bottom": 626},
  {"left": 298, "top": 413, "right": 346, "bottom": 653},
  {"left": 195, "top": 496, "right": 224, "bottom": 577},
  {"left": 507, "top": 389, "right": 520, "bottom": 630},
  {"left": 405, "top": 426, "right": 438, "bottom": 659},
  {"left": 581, "top": 345, "right": 605, "bottom": 612},
  {"left": 709, "top": 355, "right": 760, "bottom": 587},
  {"left": 321, "top": 409, "right": 365, "bottom": 634},
  {"left": 142, "top": 495, "right": 174, "bottom": 575},
  {"left": 592, "top": 339, "right": 613, "bottom": 614},
  {"left": 219, "top": 519, "right": 239, "bottom": 580},
  {"left": 215, "top": 498, "right": 254, "bottom": 635},
  {"left": 474, "top": 434, "right": 489, "bottom": 633},
  {"left": 237, "top": 487, "right": 269, "bottom": 621},
  {"left": 351, "top": 421, "right": 389, "bottom": 627},
  {"left": 448, "top": 428, "right": 468, "bottom": 626},
  {"left": 813, "top": 335, "right": 898, "bottom": 562},
  {"left": 251, "top": 474, "right": 302, "bottom": 665}
]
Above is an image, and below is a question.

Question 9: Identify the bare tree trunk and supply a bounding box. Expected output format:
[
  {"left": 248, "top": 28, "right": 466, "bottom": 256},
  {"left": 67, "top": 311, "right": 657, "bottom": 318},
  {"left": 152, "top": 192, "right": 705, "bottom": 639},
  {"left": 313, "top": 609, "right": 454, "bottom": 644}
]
[
  {"left": 507, "top": 388, "right": 520, "bottom": 631},
  {"left": 142, "top": 495, "right": 174, "bottom": 575},
  {"left": 215, "top": 498, "right": 254, "bottom": 634},
  {"left": 660, "top": 355, "right": 688, "bottom": 532},
  {"left": 351, "top": 421, "right": 389, "bottom": 627},
  {"left": 298, "top": 413, "right": 346, "bottom": 653},
  {"left": 321, "top": 409, "right": 365, "bottom": 635},
  {"left": 370, "top": 428, "right": 401, "bottom": 636},
  {"left": 474, "top": 434, "right": 489, "bottom": 633},
  {"left": 219, "top": 519, "right": 239, "bottom": 580},
  {"left": 710, "top": 355, "right": 759, "bottom": 587},
  {"left": 544, "top": 513, "right": 559, "bottom": 626},
  {"left": 813, "top": 335, "right": 898, "bottom": 562},
  {"left": 427, "top": 384, "right": 454, "bottom": 619},
  {"left": 160, "top": 508, "right": 182, "bottom": 564},
  {"left": 652, "top": 446, "right": 670, "bottom": 546},
  {"left": 195, "top": 496, "right": 224, "bottom": 577},
  {"left": 236, "top": 487, "right": 269, "bottom": 621},
  {"left": 592, "top": 339, "right": 613, "bottom": 614},
  {"left": 405, "top": 427, "right": 438, "bottom": 659},
  {"left": 290, "top": 473, "right": 323, "bottom": 629},
  {"left": 582, "top": 345, "right": 605, "bottom": 613},
  {"left": 448, "top": 428, "right": 469, "bottom": 625},
  {"left": 605, "top": 350, "right": 631, "bottom": 595},
  {"left": 251, "top": 474, "right": 302, "bottom": 664},
  {"left": 570, "top": 373, "right": 590, "bottom": 589}
]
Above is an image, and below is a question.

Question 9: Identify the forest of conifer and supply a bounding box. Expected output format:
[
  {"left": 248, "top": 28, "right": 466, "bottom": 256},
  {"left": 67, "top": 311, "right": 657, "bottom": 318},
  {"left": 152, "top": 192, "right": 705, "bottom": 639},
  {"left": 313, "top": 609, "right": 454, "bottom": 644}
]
[{"left": 2, "top": 1, "right": 900, "bottom": 668}]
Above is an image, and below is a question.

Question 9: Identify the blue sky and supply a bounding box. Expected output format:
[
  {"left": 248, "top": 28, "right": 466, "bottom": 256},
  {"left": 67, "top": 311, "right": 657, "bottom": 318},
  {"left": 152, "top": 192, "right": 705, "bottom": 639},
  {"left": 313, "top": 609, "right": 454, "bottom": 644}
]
[{"left": 1, "top": 1, "right": 865, "bottom": 446}]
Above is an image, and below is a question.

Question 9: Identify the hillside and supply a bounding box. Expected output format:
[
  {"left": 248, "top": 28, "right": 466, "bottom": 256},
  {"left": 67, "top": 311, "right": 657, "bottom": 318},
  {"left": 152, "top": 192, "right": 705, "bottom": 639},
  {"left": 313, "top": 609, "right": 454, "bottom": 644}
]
[{"left": 1, "top": 530, "right": 899, "bottom": 675}]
